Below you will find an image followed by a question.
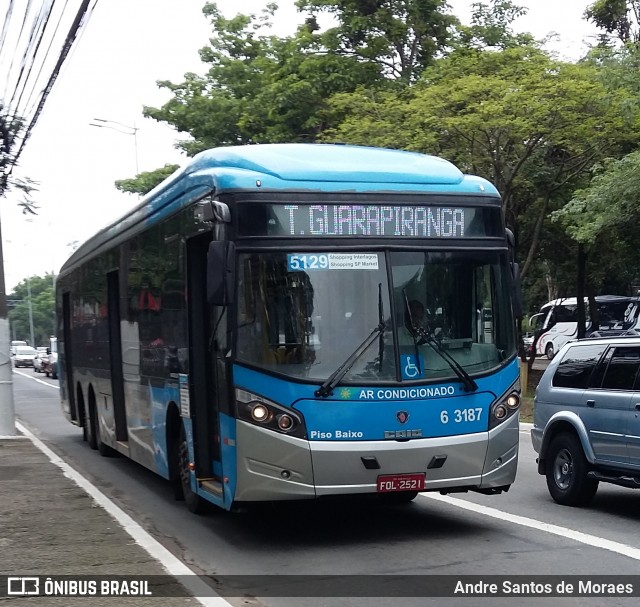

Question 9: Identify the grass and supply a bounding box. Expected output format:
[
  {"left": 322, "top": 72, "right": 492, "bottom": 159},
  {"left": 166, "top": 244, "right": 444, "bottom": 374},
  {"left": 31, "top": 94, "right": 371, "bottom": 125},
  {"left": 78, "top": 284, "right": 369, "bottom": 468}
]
[{"left": 520, "top": 366, "right": 543, "bottom": 423}]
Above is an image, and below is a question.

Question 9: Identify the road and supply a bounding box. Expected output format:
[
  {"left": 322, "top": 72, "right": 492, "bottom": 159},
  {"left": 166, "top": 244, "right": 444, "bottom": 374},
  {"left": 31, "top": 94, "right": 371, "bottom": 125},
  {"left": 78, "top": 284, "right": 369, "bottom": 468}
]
[{"left": 10, "top": 369, "right": 640, "bottom": 607}]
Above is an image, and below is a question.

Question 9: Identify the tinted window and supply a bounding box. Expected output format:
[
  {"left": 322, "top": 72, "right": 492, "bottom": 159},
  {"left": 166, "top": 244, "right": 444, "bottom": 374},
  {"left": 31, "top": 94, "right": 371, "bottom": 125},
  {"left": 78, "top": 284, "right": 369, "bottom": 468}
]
[
  {"left": 600, "top": 347, "right": 640, "bottom": 391},
  {"left": 552, "top": 344, "right": 608, "bottom": 389}
]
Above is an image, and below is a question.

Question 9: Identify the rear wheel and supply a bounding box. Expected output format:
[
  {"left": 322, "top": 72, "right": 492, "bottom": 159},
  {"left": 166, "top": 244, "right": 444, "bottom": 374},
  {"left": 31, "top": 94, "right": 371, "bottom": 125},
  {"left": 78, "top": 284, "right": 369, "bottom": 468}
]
[
  {"left": 86, "top": 402, "right": 98, "bottom": 450},
  {"left": 545, "top": 433, "right": 598, "bottom": 506},
  {"left": 175, "top": 424, "right": 206, "bottom": 514},
  {"left": 545, "top": 343, "right": 555, "bottom": 360}
]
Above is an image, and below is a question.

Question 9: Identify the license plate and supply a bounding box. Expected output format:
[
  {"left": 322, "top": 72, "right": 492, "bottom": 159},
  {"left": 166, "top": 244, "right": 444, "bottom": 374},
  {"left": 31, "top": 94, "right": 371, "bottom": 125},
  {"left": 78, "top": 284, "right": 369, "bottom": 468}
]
[{"left": 377, "top": 473, "right": 425, "bottom": 493}]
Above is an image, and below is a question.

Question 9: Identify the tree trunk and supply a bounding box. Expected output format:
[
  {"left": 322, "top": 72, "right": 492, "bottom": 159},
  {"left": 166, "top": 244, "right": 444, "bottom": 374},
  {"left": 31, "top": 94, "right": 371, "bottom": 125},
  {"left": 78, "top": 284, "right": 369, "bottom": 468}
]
[{"left": 576, "top": 244, "right": 587, "bottom": 339}]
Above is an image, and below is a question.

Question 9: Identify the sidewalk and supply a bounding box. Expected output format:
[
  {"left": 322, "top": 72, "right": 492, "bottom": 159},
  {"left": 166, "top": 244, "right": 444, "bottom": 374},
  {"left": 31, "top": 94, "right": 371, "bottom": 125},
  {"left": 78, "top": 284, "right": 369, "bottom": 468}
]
[{"left": 0, "top": 431, "right": 223, "bottom": 606}]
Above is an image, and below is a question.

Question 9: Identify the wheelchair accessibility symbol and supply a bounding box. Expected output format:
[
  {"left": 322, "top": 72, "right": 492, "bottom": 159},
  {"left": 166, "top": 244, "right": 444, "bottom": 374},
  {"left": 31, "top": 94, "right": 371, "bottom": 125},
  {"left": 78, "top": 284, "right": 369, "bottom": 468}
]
[{"left": 401, "top": 354, "right": 424, "bottom": 380}]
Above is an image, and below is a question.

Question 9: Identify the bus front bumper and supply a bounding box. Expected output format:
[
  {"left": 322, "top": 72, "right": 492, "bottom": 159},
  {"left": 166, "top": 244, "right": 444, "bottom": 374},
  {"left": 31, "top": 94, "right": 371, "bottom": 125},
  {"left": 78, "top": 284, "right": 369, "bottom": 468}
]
[{"left": 233, "top": 415, "right": 518, "bottom": 502}]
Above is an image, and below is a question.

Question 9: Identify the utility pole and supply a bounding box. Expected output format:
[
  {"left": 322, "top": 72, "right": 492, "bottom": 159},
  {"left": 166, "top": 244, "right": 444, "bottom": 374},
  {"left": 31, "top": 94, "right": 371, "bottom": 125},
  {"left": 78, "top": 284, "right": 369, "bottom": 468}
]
[
  {"left": 26, "top": 276, "right": 35, "bottom": 345},
  {"left": 0, "top": 208, "right": 16, "bottom": 436}
]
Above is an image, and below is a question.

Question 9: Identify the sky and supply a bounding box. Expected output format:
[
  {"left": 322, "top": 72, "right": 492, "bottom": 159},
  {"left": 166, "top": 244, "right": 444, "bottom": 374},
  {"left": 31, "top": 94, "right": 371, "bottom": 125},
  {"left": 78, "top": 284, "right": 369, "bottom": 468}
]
[{"left": 1, "top": 0, "right": 600, "bottom": 292}]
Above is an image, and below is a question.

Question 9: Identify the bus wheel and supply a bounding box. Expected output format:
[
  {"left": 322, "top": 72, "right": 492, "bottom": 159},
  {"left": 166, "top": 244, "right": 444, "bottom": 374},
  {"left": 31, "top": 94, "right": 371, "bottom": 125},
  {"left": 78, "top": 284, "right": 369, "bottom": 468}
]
[
  {"left": 95, "top": 417, "right": 115, "bottom": 457},
  {"left": 86, "top": 402, "right": 98, "bottom": 450},
  {"left": 545, "top": 433, "right": 598, "bottom": 507},
  {"left": 380, "top": 491, "right": 419, "bottom": 504},
  {"left": 545, "top": 343, "right": 555, "bottom": 360},
  {"left": 176, "top": 425, "right": 206, "bottom": 514}
]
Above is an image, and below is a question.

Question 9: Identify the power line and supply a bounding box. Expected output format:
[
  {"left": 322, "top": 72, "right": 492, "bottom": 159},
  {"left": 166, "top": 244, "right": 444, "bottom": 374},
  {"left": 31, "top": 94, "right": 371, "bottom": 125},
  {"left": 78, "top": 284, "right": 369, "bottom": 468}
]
[
  {"left": 7, "top": 0, "right": 57, "bottom": 117},
  {"left": 1, "top": 0, "right": 97, "bottom": 183}
]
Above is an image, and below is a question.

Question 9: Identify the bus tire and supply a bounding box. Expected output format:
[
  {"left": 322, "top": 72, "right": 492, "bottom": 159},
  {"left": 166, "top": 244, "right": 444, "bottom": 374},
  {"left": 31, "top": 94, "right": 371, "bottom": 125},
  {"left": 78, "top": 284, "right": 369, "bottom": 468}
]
[
  {"left": 545, "top": 433, "right": 598, "bottom": 507},
  {"left": 96, "top": 417, "right": 115, "bottom": 457},
  {"left": 545, "top": 343, "right": 555, "bottom": 360},
  {"left": 176, "top": 424, "right": 206, "bottom": 514},
  {"left": 86, "top": 401, "right": 98, "bottom": 450}
]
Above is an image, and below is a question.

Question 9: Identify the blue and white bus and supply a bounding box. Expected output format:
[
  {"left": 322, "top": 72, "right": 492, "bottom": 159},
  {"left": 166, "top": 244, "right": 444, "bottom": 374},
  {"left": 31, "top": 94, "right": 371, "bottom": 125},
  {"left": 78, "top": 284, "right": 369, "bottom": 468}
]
[{"left": 56, "top": 144, "right": 521, "bottom": 512}]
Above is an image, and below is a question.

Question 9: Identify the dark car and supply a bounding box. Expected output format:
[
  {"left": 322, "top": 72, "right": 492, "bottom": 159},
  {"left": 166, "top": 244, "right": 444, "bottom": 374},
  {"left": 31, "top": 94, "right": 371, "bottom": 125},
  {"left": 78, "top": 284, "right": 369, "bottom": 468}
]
[{"left": 531, "top": 336, "right": 640, "bottom": 506}]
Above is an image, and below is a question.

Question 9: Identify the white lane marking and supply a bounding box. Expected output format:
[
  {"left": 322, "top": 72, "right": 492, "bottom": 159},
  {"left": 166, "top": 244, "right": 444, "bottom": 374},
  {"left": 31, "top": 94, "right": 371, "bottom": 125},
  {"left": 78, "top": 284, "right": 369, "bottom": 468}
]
[
  {"left": 14, "top": 369, "right": 60, "bottom": 388},
  {"left": 421, "top": 492, "right": 640, "bottom": 560},
  {"left": 15, "top": 421, "right": 231, "bottom": 607}
]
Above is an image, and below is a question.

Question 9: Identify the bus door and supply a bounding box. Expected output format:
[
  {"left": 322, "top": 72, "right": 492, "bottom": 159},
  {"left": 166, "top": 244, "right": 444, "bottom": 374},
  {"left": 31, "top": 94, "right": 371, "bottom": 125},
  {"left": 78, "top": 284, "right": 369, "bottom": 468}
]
[
  {"left": 186, "top": 233, "right": 221, "bottom": 479},
  {"left": 62, "top": 292, "right": 78, "bottom": 423},
  {"left": 107, "top": 271, "right": 128, "bottom": 442}
]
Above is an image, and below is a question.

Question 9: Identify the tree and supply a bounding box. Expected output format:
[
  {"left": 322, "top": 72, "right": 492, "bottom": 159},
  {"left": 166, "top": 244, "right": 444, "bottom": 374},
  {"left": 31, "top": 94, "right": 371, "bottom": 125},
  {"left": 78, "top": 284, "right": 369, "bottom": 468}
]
[
  {"left": 8, "top": 275, "right": 56, "bottom": 346},
  {"left": 552, "top": 151, "right": 640, "bottom": 283},
  {"left": 455, "top": 0, "right": 532, "bottom": 50},
  {"left": 115, "top": 164, "right": 180, "bottom": 196},
  {"left": 143, "top": 2, "right": 398, "bottom": 152},
  {"left": 322, "top": 45, "right": 639, "bottom": 275},
  {"left": 296, "top": 0, "right": 458, "bottom": 82},
  {"left": 586, "top": 0, "right": 640, "bottom": 44}
]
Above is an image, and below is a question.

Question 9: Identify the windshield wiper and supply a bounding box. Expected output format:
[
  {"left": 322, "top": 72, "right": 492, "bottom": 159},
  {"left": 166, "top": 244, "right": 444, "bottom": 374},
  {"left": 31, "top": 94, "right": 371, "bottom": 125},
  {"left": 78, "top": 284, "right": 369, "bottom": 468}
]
[
  {"left": 402, "top": 290, "right": 477, "bottom": 392},
  {"left": 415, "top": 328, "right": 478, "bottom": 392},
  {"left": 316, "top": 304, "right": 386, "bottom": 398}
]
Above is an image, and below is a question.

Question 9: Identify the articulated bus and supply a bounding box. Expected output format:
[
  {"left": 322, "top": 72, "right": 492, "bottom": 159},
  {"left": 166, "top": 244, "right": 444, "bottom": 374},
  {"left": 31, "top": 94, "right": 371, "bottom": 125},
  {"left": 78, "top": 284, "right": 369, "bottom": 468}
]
[{"left": 56, "top": 144, "right": 521, "bottom": 513}]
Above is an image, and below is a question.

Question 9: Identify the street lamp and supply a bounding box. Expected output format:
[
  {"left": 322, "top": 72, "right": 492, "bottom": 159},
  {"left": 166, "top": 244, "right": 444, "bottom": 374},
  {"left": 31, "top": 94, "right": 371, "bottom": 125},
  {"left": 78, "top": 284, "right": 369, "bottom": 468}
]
[{"left": 90, "top": 118, "right": 140, "bottom": 174}]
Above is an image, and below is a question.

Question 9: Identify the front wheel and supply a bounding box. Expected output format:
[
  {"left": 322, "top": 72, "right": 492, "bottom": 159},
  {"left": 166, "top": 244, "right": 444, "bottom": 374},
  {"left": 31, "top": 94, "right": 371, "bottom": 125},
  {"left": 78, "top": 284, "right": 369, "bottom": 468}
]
[
  {"left": 175, "top": 424, "right": 207, "bottom": 514},
  {"left": 545, "top": 433, "right": 598, "bottom": 506}
]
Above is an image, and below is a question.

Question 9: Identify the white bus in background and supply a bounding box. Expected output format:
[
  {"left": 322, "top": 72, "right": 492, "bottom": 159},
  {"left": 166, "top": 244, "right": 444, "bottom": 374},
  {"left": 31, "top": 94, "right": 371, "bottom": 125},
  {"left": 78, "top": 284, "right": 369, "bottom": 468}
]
[{"left": 530, "top": 295, "right": 640, "bottom": 359}]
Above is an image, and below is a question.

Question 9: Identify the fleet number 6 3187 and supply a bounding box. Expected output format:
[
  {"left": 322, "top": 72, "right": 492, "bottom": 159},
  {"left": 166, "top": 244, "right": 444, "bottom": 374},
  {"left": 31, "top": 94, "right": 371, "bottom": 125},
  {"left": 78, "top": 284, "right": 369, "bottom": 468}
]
[{"left": 440, "top": 408, "right": 483, "bottom": 424}]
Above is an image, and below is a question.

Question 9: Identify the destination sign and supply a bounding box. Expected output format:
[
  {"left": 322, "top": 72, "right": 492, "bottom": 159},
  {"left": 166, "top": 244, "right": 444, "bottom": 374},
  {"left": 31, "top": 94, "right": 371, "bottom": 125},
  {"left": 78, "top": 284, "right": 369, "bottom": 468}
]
[{"left": 237, "top": 203, "right": 502, "bottom": 238}]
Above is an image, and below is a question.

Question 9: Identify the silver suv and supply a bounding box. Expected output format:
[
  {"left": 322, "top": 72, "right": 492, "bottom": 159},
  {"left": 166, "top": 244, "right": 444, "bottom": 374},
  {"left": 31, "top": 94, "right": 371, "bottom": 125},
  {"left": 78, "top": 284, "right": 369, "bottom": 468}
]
[{"left": 531, "top": 336, "right": 640, "bottom": 506}]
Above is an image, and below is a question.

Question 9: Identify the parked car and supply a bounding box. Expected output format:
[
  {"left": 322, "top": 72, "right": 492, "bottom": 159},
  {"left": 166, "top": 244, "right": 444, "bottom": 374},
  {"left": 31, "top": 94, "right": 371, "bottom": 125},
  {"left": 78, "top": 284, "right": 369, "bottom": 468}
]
[
  {"left": 10, "top": 340, "right": 27, "bottom": 356},
  {"left": 522, "top": 332, "right": 534, "bottom": 354},
  {"left": 42, "top": 337, "right": 58, "bottom": 379},
  {"left": 12, "top": 346, "right": 38, "bottom": 368},
  {"left": 33, "top": 348, "right": 49, "bottom": 373},
  {"left": 531, "top": 335, "right": 640, "bottom": 506}
]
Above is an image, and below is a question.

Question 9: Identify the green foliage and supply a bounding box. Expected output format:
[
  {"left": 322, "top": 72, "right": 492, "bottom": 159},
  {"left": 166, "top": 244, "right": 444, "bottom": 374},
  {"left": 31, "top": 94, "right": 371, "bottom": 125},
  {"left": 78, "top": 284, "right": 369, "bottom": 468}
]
[
  {"left": 8, "top": 275, "right": 55, "bottom": 346},
  {"left": 553, "top": 151, "right": 640, "bottom": 244},
  {"left": 115, "top": 164, "right": 180, "bottom": 195},
  {"left": 455, "top": 0, "right": 533, "bottom": 49},
  {"left": 586, "top": 0, "right": 639, "bottom": 44},
  {"left": 323, "top": 45, "right": 638, "bottom": 214},
  {"left": 131, "top": 1, "right": 640, "bottom": 311},
  {"left": 296, "top": 0, "right": 458, "bottom": 82}
]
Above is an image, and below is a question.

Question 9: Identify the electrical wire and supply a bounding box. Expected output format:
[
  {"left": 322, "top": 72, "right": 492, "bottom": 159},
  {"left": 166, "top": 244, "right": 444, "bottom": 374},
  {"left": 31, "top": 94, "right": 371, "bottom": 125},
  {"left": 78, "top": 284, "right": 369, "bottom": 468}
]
[{"left": 1, "top": 0, "right": 99, "bottom": 185}]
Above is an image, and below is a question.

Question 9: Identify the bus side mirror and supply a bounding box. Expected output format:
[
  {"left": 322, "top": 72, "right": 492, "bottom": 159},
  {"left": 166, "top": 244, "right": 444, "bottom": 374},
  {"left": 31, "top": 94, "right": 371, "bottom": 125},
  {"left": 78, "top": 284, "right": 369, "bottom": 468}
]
[{"left": 207, "top": 241, "right": 235, "bottom": 305}]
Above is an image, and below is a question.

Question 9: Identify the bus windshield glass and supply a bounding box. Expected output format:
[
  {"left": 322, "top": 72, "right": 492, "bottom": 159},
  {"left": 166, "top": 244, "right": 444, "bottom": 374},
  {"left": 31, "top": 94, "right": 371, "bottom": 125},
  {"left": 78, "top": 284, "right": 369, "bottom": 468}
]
[{"left": 236, "top": 250, "right": 515, "bottom": 382}]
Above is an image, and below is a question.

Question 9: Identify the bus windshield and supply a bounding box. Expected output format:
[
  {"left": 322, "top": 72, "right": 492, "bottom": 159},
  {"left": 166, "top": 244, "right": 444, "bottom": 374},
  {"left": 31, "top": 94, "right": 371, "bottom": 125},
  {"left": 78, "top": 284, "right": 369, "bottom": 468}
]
[{"left": 236, "top": 250, "right": 515, "bottom": 383}]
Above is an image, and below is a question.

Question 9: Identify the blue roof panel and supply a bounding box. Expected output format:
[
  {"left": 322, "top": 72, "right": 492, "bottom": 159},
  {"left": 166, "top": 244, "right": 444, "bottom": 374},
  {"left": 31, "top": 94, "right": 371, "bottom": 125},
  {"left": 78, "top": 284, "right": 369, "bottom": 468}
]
[{"left": 181, "top": 144, "right": 497, "bottom": 195}]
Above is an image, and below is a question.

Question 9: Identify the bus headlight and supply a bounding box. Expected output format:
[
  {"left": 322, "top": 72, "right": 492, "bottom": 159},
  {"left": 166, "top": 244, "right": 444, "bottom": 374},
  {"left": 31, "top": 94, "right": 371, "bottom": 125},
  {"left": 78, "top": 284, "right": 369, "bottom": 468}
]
[
  {"left": 235, "top": 389, "right": 307, "bottom": 439},
  {"left": 250, "top": 404, "right": 271, "bottom": 423},
  {"left": 489, "top": 389, "right": 520, "bottom": 430}
]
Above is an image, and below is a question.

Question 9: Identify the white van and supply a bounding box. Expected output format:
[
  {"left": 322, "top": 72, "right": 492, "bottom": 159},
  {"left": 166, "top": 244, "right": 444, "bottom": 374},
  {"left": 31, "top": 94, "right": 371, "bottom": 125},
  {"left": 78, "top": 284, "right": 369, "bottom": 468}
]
[{"left": 10, "top": 340, "right": 28, "bottom": 356}]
